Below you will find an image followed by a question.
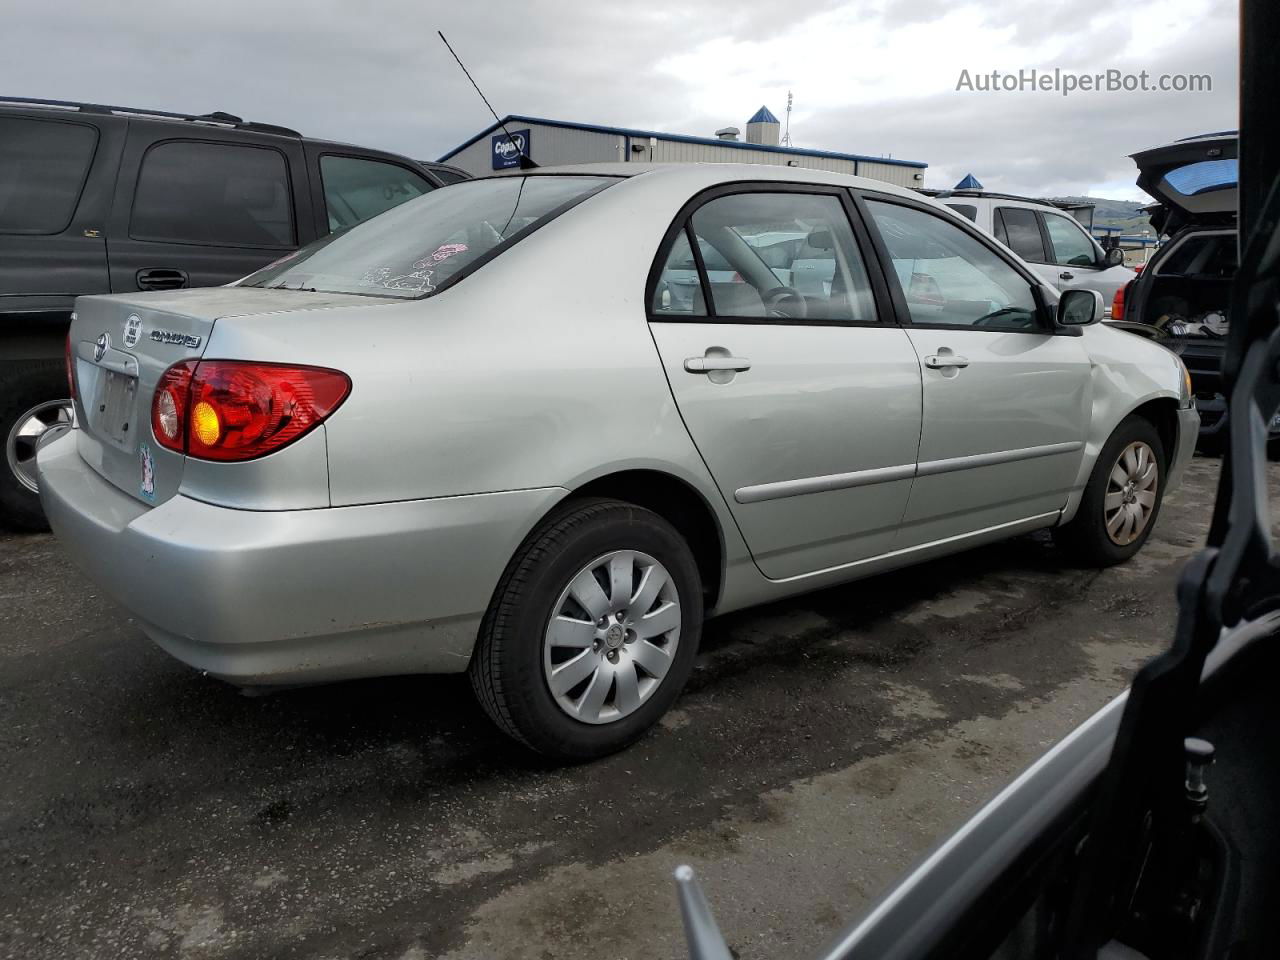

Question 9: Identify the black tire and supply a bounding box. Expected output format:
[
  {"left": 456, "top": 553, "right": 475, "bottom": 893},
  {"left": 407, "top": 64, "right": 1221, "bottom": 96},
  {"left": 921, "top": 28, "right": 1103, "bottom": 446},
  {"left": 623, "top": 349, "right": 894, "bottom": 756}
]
[
  {"left": 1054, "top": 415, "right": 1166, "bottom": 566},
  {"left": 0, "top": 361, "right": 69, "bottom": 532},
  {"left": 469, "top": 497, "right": 703, "bottom": 761}
]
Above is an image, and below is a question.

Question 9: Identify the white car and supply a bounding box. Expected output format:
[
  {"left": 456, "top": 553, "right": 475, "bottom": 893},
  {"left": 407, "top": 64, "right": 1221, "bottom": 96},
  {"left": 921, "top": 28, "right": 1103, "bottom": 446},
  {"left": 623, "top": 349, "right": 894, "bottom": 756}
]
[{"left": 937, "top": 191, "right": 1134, "bottom": 316}]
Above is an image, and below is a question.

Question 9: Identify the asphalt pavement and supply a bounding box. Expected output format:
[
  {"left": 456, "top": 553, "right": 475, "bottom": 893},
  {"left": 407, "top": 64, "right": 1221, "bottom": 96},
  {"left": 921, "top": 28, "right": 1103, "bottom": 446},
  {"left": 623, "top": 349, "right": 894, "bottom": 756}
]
[{"left": 0, "top": 456, "right": 1242, "bottom": 960}]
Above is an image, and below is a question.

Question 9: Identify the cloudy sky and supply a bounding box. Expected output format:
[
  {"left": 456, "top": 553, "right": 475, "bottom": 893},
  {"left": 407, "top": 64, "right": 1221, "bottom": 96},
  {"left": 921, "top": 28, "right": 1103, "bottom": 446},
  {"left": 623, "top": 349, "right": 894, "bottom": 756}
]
[{"left": 8, "top": 0, "right": 1237, "bottom": 200}]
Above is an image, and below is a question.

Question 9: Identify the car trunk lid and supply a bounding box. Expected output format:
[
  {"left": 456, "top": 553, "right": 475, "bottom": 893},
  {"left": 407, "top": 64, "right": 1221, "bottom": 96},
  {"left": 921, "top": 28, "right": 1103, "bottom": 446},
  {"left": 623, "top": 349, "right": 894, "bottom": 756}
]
[
  {"left": 1132, "top": 132, "right": 1238, "bottom": 235},
  {"left": 68, "top": 287, "right": 390, "bottom": 506}
]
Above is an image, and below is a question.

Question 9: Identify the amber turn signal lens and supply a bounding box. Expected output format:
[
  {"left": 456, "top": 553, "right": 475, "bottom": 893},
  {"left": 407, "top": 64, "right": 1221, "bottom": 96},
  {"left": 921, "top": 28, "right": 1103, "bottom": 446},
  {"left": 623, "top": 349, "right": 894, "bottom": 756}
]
[{"left": 191, "top": 401, "right": 221, "bottom": 447}]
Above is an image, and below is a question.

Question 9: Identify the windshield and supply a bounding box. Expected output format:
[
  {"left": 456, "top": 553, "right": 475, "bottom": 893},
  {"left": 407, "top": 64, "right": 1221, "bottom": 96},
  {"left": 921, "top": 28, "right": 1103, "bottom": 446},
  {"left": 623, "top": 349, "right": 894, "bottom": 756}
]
[{"left": 240, "top": 175, "right": 614, "bottom": 299}]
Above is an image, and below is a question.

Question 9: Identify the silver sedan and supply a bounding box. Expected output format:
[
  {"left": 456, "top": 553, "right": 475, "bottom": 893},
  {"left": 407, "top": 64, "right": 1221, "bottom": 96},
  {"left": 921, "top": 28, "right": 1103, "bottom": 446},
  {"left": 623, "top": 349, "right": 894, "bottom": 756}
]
[{"left": 39, "top": 163, "right": 1198, "bottom": 759}]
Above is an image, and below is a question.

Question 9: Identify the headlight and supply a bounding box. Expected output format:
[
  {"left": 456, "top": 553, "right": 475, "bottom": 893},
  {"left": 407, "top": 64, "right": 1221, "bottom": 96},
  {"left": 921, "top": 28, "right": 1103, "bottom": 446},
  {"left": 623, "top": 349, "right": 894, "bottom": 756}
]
[{"left": 1177, "top": 356, "right": 1193, "bottom": 408}]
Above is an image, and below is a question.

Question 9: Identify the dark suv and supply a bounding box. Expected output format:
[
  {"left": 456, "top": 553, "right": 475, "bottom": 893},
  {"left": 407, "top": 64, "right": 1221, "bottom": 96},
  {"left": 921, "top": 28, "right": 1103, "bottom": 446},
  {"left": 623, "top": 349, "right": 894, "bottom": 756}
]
[
  {"left": 1110, "top": 132, "right": 1267, "bottom": 450},
  {"left": 0, "top": 97, "right": 467, "bottom": 529}
]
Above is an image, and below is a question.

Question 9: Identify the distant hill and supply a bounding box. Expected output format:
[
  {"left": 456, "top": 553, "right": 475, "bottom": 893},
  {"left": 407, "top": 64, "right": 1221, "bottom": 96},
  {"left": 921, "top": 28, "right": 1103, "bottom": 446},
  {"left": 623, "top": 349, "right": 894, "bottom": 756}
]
[{"left": 1049, "top": 195, "right": 1153, "bottom": 237}]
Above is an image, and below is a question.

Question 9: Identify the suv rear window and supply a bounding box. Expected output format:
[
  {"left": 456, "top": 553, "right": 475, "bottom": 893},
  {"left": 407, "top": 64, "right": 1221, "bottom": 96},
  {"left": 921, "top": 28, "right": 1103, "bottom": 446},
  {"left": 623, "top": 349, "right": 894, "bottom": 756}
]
[
  {"left": 131, "top": 140, "right": 295, "bottom": 247},
  {"left": 240, "top": 175, "right": 613, "bottom": 299},
  {"left": 0, "top": 117, "right": 98, "bottom": 235}
]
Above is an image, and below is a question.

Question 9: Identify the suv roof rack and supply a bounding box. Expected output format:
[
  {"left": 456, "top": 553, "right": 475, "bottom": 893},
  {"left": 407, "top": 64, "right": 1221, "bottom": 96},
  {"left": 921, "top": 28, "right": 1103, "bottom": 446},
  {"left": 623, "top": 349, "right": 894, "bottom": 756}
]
[
  {"left": 923, "top": 188, "right": 1100, "bottom": 214},
  {"left": 0, "top": 96, "right": 302, "bottom": 138}
]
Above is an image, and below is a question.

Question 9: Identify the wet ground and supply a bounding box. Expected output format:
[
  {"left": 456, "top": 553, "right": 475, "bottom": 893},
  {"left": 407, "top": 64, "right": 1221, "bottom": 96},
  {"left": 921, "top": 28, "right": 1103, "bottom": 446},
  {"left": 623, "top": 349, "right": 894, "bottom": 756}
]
[{"left": 0, "top": 456, "right": 1243, "bottom": 959}]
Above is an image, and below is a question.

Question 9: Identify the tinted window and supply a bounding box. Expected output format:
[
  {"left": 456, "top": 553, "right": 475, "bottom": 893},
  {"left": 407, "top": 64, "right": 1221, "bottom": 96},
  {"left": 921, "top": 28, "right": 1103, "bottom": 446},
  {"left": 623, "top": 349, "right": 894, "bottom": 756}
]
[
  {"left": 1157, "top": 233, "right": 1237, "bottom": 278},
  {"left": 670, "top": 192, "right": 875, "bottom": 322},
  {"left": 866, "top": 200, "right": 1039, "bottom": 330},
  {"left": 652, "top": 230, "right": 708, "bottom": 316},
  {"left": 131, "top": 141, "right": 294, "bottom": 246},
  {"left": 241, "top": 175, "right": 611, "bottom": 299},
  {"left": 320, "top": 155, "right": 434, "bottom": 232},
  {"left": 1042, "top": 213, "right": 1098, "bottom": 267},
  {"left": 995, "top": 207, "right": 1047, "bottom": 261},
  {"left": 0, "top": 117, "right": 98, "bottom": 235},
  {"left": 945, "top": 203, "right": 978, "bottom": 222}
]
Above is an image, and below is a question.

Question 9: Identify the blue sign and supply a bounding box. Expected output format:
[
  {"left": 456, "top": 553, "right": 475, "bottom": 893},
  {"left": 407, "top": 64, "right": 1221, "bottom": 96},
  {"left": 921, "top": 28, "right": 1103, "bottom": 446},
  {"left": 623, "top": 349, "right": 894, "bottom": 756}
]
[{"left": 491, "top": 128, "right": 531, "bottom": 170}]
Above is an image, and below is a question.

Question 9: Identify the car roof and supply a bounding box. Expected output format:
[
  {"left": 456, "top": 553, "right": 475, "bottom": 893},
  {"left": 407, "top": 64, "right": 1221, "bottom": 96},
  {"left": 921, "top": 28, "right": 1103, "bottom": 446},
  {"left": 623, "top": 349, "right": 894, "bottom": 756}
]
[{"left": 479, "top": 161, "right": 926, "bottom": 201}]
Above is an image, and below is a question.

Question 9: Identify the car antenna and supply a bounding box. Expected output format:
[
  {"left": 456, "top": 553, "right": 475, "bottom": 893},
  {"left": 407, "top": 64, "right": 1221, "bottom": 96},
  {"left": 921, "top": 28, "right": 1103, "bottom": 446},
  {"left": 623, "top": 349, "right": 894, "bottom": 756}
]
[{"left": 438, "top": 31, "right": 537, "bottom": 170}]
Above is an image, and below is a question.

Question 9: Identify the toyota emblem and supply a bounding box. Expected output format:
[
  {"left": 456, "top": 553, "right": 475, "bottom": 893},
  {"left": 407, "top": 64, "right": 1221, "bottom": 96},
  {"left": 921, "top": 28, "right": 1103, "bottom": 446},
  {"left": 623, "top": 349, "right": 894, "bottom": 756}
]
[{"left": 94, "top": 333, "right": 109, "bottom": 362}]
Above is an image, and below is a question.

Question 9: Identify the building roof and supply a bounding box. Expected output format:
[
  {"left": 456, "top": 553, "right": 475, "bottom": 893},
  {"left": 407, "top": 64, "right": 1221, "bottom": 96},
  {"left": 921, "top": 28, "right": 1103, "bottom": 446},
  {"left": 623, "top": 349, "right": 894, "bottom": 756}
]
[
  {"left": 748, "top": 105, "right": 779, "bottom": 124},
  {"left": 954, "top": 173, "right": 983, "bottom": 189},
  {"left": 437, "top": 114, "right": 927, "bottom": 169}
]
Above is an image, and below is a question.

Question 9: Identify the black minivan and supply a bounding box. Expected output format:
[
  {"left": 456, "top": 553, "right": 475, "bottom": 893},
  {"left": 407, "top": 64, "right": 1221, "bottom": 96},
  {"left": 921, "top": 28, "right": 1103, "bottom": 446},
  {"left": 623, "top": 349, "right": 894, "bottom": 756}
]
[{"left": 0, "top": 97, "right": 467, "bottom": 529}]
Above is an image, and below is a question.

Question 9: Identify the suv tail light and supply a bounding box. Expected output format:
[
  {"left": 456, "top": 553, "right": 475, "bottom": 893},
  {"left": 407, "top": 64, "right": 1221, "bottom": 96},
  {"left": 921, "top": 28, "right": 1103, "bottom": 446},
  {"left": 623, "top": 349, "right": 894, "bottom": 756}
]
[
  {"left": 151, "top": 361, "right": 350, "bottom": 462},
  {"left": 1111, "top": 278, "right": 1135, "bottom": 321}
]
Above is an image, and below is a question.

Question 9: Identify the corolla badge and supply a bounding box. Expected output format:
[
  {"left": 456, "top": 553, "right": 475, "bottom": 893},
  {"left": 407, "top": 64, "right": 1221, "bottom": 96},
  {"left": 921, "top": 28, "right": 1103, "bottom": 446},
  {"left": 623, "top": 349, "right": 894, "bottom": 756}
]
[
  {"left": 94, "top": 333, "right": 109, "bottom": 362},
  {"left": 123, "top": 314, "right": 143, "bottom": 347}
]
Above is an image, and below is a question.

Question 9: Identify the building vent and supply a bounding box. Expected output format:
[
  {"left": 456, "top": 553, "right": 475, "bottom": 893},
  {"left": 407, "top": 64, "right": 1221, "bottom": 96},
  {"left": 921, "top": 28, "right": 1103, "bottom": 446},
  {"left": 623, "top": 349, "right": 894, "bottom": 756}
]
[
  {"left": 714, "top": 126, "right": 740, "bottom": 141},
  {"left": 746, "top": 106, "right": 780, "bottom": 147}
]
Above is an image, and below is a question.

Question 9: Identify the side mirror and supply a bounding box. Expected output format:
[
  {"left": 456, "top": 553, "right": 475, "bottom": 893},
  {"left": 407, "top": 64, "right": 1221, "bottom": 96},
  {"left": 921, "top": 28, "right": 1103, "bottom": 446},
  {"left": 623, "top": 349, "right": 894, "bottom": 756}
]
[
  {"left": 1057, "top": 288, "right": 1105, "bottom": 326},
  {"left": 1104, "top": 246, "right": 1126, "bottom": 268}
]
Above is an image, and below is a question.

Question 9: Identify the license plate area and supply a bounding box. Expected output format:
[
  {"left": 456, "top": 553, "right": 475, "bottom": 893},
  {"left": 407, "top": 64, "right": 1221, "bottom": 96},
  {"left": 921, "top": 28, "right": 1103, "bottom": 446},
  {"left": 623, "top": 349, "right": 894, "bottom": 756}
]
[{"left": 92, "top": 369, "right": 139, "bottom": 449}]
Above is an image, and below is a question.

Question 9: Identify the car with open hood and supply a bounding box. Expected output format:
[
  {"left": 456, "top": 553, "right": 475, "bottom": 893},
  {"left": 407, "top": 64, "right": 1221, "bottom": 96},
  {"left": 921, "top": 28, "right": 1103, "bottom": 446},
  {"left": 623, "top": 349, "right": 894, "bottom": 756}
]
[{"left": 38, "top": 162, "right": 1197, "bottom": 760}]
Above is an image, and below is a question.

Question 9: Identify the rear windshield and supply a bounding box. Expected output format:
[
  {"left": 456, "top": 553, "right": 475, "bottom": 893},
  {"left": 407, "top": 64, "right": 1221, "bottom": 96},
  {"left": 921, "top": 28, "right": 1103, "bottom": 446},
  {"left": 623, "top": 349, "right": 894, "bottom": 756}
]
[{"left": 240, "top": 175, "right": 614, "bottom": 299}]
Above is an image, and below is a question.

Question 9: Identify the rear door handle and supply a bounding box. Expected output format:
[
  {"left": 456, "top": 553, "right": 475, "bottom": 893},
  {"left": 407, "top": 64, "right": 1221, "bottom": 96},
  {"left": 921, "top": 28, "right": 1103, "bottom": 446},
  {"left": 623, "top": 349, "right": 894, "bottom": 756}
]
[
  {"left": 136, "top": 267, "right": 189, "bottom": 291},
  {"left": 684, "top": 356, "right": 752, "bottom": 373},
  {"left": 924, "top": 354, "right": 969, "bottom": 369},
  {"left": 1059, "top": 271, "right": 1074, "bottom": 281}
]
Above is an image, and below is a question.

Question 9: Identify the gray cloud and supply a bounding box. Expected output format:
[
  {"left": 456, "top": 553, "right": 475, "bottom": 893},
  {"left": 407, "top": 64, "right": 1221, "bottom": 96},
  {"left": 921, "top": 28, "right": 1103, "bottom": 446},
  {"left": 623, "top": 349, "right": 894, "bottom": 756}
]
[{"left": 5, "top": 0, "right": 1238, "bottom": 198}]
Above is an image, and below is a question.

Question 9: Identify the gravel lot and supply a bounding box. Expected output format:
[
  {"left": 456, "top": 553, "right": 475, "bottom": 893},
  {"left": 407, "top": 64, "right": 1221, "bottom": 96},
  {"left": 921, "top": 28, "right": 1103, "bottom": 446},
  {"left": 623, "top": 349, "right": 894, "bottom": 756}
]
[{"left": 0, "top": 456, "right": 1235, "bottom": 959}]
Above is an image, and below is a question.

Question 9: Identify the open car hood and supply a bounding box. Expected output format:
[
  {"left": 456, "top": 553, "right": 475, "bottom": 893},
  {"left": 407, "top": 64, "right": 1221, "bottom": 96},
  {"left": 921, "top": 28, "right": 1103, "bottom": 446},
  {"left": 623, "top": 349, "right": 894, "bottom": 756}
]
[{"left": 1132, "top": 131, "right": 1238, "bottom": 234}]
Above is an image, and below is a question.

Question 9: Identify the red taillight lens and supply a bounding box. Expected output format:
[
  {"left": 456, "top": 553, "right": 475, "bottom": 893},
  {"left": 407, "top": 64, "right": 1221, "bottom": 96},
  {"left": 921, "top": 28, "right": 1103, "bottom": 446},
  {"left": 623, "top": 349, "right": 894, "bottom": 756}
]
[
  {"left": 1111, "top": 285, "right": 1125, "bottom": 322},
  {"left": 151, "top": 361, "right": 349, "bottom": 462},
  {"left": 65, "top": 331, "right": 76, "bottom": 400}
]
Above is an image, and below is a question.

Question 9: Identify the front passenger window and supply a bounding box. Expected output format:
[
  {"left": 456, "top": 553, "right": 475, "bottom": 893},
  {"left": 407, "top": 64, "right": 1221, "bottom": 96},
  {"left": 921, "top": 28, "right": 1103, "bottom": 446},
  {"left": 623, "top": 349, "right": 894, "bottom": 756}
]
[
  {"left": 320, "top": 155, "right": 434, "bottom": 233},
  {"left": 865, "top": 200, "right": 1040, "bottom": 330},
  {"left": 1043, "top": 213, "right": 1099, "bottom": 267}
]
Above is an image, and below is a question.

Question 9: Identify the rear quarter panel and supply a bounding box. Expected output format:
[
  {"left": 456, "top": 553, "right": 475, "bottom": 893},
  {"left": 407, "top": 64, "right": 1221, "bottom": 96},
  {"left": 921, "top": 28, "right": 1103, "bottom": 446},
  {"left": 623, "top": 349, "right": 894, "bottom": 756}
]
[{"left": 199, "top": 174, "right": 754, "bottom": 578}]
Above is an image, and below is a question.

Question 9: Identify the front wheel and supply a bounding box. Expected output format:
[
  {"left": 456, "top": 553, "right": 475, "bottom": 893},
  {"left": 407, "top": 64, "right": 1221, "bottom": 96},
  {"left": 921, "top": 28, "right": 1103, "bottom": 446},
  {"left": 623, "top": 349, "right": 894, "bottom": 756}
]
[
  {"left": 469, "top": 498, "right": 702, "bottom": 761},
  {"left": 1054, "top": 415, "right": 1166, "bottom": 566}
]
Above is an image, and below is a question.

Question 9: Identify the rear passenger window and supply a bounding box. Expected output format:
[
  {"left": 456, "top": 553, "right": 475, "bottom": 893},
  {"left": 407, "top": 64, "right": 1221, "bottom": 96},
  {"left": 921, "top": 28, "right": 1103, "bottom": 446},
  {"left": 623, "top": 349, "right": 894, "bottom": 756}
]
[
  {"left": 0, "top": 117, "right": 98, "bottom": 235},
  {"left": 320, "top": 156, "right": 433, "bottom": 232},
  {"left": 131, "top": 141, "right": 294, "bottom": 247},
  {"left": 653, "top": 191, "right": 876, "bottom": 322},
  {"left": 995, "top": 207, "right": 1047, "bottom": 262}
]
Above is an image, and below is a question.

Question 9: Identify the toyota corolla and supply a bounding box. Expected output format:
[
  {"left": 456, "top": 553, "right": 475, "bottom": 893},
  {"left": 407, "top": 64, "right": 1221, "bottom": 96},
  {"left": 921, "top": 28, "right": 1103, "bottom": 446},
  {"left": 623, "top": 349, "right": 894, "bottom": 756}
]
[{"left": 38, "top": 163, "right": 1198, "bottom": 759}]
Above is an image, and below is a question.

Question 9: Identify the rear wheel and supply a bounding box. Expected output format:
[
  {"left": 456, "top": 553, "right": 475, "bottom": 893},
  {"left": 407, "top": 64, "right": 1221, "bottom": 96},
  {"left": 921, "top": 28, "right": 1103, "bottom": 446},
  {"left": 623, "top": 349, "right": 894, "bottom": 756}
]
[
  {"left": 1055, "top": 415, "right": 1165, "bottom": 566},
  {"left": 1, "top": 362, "right": 72, "bottom": 531},
  {"left": 469, "top": 498, "right": 702, "bottom": 760}
]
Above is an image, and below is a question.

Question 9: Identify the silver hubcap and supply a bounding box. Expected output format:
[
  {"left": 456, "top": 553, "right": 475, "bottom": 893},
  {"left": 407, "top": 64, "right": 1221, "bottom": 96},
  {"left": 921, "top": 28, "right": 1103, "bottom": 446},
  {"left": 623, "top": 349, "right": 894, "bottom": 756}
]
[
  {"left": 6, "top": 399, "right": 74, "bottom": 494},
  {"left": 1104, "top": 440, "right": 1159, "bottom": 546},
  {"left": 542, "top": 550, "right": 681, "bottom": 725}
]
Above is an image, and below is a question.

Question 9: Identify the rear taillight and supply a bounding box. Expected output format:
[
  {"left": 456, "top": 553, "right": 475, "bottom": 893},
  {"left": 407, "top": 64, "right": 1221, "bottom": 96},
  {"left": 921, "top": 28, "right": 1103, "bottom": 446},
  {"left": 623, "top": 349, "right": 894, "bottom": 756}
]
[
  {"left": 1111, "top": 278, "right": 1136, "bottom": 322},
  {"left": 65, "top": 330, "right": 76, "bottom": 400},
  {"left": 151, "top": 361, "right": 350, "bottom": 462}
]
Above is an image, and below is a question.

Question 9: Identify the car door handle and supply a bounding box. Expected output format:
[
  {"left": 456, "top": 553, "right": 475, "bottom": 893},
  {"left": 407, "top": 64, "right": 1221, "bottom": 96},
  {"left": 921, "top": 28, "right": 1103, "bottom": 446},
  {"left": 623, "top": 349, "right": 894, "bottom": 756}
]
[
  {"left": 136, "top": 267, "right": 189, "bottom": 291},
  {"left": 923, "top": 354, "right": 970, "bottom": 369},
  {"left": 1059, "top": 271, "right": 1074, "bottom": 281},
  {"left": 684, "top": 356, "right": 752, "bottom": 373}
]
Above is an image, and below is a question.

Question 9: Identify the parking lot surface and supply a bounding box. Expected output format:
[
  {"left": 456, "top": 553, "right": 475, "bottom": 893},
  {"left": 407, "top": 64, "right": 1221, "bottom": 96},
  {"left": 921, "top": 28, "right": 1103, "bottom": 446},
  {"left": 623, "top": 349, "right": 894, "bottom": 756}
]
[{"left": 0, "top": 456, "right": 1245, "bottom": 960}]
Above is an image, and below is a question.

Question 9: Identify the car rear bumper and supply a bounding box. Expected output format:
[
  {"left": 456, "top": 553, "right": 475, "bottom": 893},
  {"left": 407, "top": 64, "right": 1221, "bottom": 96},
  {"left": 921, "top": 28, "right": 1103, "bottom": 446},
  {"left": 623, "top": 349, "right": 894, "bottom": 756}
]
[{"left": 37, "top": 429, "right": 563, "bottom": 686}]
